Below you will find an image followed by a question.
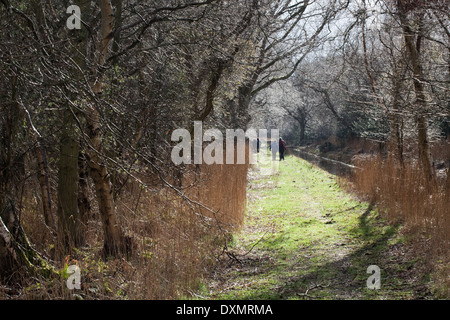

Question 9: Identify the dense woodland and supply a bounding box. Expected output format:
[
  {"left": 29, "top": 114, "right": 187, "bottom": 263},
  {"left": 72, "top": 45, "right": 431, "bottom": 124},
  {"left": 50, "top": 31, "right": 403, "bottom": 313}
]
[{"left": 0, "top": 0, "right": 448, "bottom": 299}]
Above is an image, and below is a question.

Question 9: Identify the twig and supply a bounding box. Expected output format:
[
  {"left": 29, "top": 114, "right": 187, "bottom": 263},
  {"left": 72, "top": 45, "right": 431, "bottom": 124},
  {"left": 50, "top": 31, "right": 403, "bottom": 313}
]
[{"left": 296, "top": 282, "right": 332, "bottom": 298}]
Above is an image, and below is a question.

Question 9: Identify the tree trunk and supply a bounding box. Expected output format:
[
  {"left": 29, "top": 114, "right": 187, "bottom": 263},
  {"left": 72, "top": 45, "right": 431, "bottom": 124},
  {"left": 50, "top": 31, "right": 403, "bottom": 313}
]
[
  {"left": 85, "top": 0, "right": 127, "bottom": 256},
  {"left": 85, "top": 103, "right": 127, "bottom": 256},
  {"left": 388, "top": 113, "right": 404, "bottom": 166},
  {"left": 57, "top": 108, "right": 83, "bottom": 253},
  {"left": 35, "top": 142, "right": 56, "bottom": 232},
  {"left": 53, "top": 0, "right": 90, "bottom": 253},
  {"left": 397, "top": 3, "right": 435, "bottom": 182}
]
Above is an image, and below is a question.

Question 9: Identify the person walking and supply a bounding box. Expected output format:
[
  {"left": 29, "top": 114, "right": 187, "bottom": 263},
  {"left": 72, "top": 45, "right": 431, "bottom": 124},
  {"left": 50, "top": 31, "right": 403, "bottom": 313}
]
[{"left": 279, "top": 138, "right": 286, "bottom": 161}]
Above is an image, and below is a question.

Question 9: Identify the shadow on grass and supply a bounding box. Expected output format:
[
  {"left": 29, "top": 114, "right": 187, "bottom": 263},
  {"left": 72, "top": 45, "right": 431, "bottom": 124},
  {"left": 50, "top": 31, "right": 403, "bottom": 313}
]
[
  {"left": 233, "top": 206, "right": 401, "bottom": 300},
  {"left": 358, "top": 201, "right": 375, "bottom": 238}
]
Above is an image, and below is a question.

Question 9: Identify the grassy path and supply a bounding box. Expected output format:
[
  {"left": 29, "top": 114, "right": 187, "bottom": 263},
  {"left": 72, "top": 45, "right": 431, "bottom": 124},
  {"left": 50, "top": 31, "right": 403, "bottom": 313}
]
[{"left": 206, "top": 153, "right": 433, "bottom": 300}]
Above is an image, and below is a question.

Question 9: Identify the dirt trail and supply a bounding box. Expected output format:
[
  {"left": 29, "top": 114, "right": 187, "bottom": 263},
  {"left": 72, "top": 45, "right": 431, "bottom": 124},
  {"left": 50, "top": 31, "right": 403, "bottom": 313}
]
[{"left": 206, "top": 153, "right": 434, "bottom": 300}]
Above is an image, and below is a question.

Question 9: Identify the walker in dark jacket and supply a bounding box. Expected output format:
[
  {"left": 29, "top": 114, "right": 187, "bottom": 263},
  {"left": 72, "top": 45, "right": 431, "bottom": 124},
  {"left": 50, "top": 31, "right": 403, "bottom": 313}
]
[{"left": 279, "top": 138, "right": 286, "bottom": 161}]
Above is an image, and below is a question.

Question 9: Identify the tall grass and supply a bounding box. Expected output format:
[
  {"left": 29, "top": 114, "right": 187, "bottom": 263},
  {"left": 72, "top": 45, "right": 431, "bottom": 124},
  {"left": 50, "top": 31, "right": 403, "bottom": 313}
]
[
  {"left": 346, "top": 155, "right": 449, "bottom": 297},
  {"left": 0, "top": 145, "right": 250, "bottom": 300}
]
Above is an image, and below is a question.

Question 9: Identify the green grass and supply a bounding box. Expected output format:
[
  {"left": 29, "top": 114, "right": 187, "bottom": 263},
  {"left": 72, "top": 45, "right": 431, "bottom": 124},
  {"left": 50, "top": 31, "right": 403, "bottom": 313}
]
[{"left": 205, "top": 153, "right": 432, "bottom": 300}]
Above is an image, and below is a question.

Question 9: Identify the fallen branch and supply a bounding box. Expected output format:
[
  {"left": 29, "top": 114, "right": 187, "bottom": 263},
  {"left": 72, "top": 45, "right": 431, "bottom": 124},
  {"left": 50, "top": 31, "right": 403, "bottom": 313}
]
[{"left": 296, "top": 282, "right": 332, "bottom": 298}]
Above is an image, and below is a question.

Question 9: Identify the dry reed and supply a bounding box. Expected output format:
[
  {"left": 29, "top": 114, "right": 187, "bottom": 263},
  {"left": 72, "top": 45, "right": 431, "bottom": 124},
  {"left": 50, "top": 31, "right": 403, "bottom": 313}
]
[
  {"left": 1, "top": 144, "right": 250, "bottom": 300},
  {"left": 345, "top": 155, "right": 449, "bottom": 297}
]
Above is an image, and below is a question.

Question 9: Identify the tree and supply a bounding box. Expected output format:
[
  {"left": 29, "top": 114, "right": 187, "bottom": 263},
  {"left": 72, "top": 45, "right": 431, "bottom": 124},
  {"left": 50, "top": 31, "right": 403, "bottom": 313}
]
[{"left": 395, "top": 0, "right": 435, "bottom": 181}]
